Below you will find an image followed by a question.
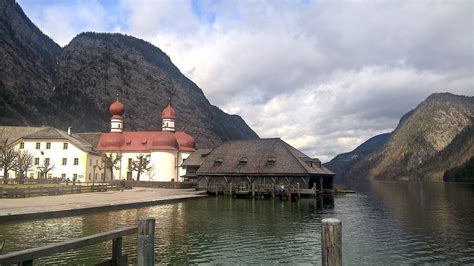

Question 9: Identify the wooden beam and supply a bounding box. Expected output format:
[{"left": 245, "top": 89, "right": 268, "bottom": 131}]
[{"left": 0, "top": 227, "right": 137, "bottom": 265}]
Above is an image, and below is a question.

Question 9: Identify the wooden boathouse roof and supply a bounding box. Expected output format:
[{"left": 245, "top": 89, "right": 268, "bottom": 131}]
[{"left": 195, "top": 138, "right": 334, "bottom": 176}]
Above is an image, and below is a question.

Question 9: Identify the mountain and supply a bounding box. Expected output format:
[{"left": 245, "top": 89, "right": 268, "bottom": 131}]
[
  {"left": 347, "top": 93, "right": 474, "bottom": 181},
  {"left": 0, "top": 0, "right": 258, "bottom": 148},
  {"left": 323, "top": 133, "right": 390, "bottom": 182}
]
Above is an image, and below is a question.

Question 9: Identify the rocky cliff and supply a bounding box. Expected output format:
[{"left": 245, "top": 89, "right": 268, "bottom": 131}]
[
  {"left": 347, "top": 93, "right": 474, "bottom": 181},
  {"left": 0, "top": 0, "right": 259, "bottom": 148}
]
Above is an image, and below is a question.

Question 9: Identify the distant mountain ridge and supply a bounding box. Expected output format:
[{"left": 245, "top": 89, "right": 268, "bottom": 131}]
[
  {"left": 327, "top": 93, "right": 474, "bottom": 182},
  {"left": 323, "top": 133, "right": 390, "bottom": 182},
  {"left": 0, "top": 0, "right": 259, "bottom": 148}
]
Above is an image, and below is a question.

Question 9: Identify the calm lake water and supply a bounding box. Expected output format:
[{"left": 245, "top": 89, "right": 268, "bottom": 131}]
[{"left": 1, "top": 182, "right": 474, "bottom": 264}]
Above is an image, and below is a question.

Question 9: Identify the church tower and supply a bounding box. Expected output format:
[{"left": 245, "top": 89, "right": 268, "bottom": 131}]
[
  {"left": 109, "top": 100, "right": 125, "bottom": 133},
  {"left": 162, "top": 102, "right": 176, "bottom": 132}
]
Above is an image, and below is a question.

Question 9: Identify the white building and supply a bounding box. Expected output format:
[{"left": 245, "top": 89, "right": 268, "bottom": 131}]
[
  {"left": 0, "top": 126, "right": 102, "bottom": 182},
  {"left": 96, "top": 100, "right": 196, "bottom": 181}
]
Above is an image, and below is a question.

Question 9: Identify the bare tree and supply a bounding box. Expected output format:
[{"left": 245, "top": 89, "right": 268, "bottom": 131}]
[
  {"left": 0, "top": 139, "right": 18, "bottom": 180},
  {"left": 15, "top": 150, "right": 34, "bottom": 182},
  {"left": 130, "top": 154, "right": 151, "bottom": 181},
  {"left": 38, "top": 158, "right": 55, "bottom": 179},
  {"left": 102, "top": 153, "right": 121, "bottom": 180}
]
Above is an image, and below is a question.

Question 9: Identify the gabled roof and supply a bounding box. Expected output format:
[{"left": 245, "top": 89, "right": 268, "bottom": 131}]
[
  {"left": 0, "top": 126, "right": 45, "bottom": 147},
  {"left": 1, "top": 126, "right": 99, "bottom": 154},
  {"left": 182, "top": 149, "right": 213, "bottom": 167},
  {"left": 196, "top": 138, "right": 334, "bottom": 176}
]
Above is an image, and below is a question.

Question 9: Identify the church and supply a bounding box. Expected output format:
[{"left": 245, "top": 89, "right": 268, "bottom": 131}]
[{"left": 96, "top": 99, "right": 196, "bottom": 182}]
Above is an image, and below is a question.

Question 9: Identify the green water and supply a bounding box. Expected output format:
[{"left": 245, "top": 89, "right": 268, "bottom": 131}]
[{"left": 0, "top": 182, "right": 473, "bottom": 264}]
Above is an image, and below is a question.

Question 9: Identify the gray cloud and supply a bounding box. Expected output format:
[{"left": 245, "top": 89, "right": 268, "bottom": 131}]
[{"left": 18, "top": 0, "right": 474, "bottom": 161}]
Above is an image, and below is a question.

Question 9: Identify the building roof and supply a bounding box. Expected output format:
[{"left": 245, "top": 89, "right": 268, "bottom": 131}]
[
  {"left": 97, "top": 131, "right": 196, "bottom": 152},
  {"left": 0, "top": 126, "right": 99, "bottom": 155},
  {"left": 76, "top": 132, "right": 102, "bottom": 147},
  {"left": 0, "top": 126, "right": 45, "bottom": 147},
  {"left": 182, "top": 149, "right": 213, "bottom": 167},
  {"left": 196, "top": 138, "right": 334, "bottom": 176}
]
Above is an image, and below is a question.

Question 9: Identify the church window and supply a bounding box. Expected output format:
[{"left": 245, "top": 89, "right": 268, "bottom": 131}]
[
  {"left": 74, "top": 158, "right": 79, "bottom": 165},
  {"left": 35, "top": 158, "right": 39, "bottom": 165},
  {"left": 45, "top": 158, "right": 50, "bottom": 165},
  {"left": 63, "top": 143, "right": 68, "bottom": 150},
  {"left": 46, "top": 142, "right": 51, "bottom": 149},
  {"left": 20, "top": 142, "right": 24, "bottom": 149},
  {"left": 62, "top": 158, "right": 67, "bottom": 165},
  {"left": 35, "top": 142, "right": 40, "bottom": 149}
]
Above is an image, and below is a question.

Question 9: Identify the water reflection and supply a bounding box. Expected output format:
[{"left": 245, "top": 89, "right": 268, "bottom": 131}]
[{"left": 0, "top": 182, "right": 473, "bottom": 264}]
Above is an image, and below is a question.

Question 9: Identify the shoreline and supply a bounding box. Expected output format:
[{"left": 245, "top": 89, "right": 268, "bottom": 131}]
[{"left": 0, "top": 188, "right": 207, "bottom": 222}]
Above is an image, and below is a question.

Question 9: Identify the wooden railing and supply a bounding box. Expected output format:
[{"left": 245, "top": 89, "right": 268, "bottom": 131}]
[
  {"left": 112, "top": 180, "right": 197, "bottom": 189},
  {"left": 0, "top": 184, "right": 123, "bottom": 198},
  {"left": 0, "top": 217, "right": 155, "bottom": 266}
]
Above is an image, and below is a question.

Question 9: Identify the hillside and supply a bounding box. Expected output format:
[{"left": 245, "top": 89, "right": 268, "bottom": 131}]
[
  {"left": 347, "top": 93, "right": 474, "bottom": 181},
  {"left": 0, "top": 0, "right": 258, "bottom": 148},
  {"left": 323, "top": 133, "right": 390, "bottom": 182}
]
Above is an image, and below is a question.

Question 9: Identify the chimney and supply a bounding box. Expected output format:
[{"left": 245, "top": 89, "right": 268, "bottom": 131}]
[{"left": 67, "top": 127, "right": 72, "bottom": 135}]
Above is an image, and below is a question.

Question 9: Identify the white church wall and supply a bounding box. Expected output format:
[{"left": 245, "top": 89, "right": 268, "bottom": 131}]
[{"left": 150, "top": 150, "right": 178, "bottom": 182}]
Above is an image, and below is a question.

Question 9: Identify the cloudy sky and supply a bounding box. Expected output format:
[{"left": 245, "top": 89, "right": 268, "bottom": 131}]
[{"left": 18, "top": 0, "right": 473, "bottom": 162}]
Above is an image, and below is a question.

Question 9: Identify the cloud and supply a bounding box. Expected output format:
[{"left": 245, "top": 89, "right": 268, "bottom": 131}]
[
  {"left": 17, "top": 0, "right": 474, "bottom": 161},
  {"left": 18, "top": 0, "right": 122, "bottom": 46}
]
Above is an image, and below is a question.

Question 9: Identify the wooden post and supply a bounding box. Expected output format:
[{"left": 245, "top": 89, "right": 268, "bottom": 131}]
[
  {"left": 313, "top": 182, "right": 317, "bottom": 197},
  {"left": 229, "top": 183, "right": 232, "bottom": 196},
  {"left": 297, "top": 183, "right": 300, "bottom": 200},
  {"left": 137, "top": 217, "right": 155, "bottom": 266},
  {"left": 272, "top": 184, "right": 275, "bottom": 199},
  {"left": 111, "top": 236, "right": 122, "bottom": 265},
  {"left": 251, "top": 183, "right": 255, "bottom": 198},
  {"left": 215, "top": 183, "right": 218, "bottom": 196},
  {"left": 320, "top": 178, "right": 323, "bottom": 191},
  {"left": 321, "top": 218, "right": 342, "bottom": 266}
]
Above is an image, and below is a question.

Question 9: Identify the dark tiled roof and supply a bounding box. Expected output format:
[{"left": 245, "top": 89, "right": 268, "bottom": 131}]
[
  {"left": 1, "top": 126, "right": 99, "bottom": 154},
  {"left": 0, "top": 126, "right": 45, "bottom": 147},
  {"left": 196, "top": 138, "right": 334, "bottom": 176},
  {"left": 77, "top": 132, "right": 101, "bottom": 147},
  {"left": 182, "top": 149, "right": 213, "bottom": 167}
]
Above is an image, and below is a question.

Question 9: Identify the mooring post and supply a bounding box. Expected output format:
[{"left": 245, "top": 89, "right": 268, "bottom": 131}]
[
  {"left": 272, "top": 184, "right": 275, "bottom": 199},
  {"left": 313, "top": 182, "right": 317, "bottom": 197},
  {"left": 251, "top": 183, "right": 255, "bottom": 198},
  {"left": 321, "top": 218, "right": 342, "bottom": 266},
  {"left": 297, "top": 183, "right": 300, "bottom": 200},
  {"left": 112, "top": 236, "right": 123, "bottom": 265},
  {"left": 229, "top": 183, "right": 233, "bottom": 196},
  {"left": 215, "top": 183, "right": 218, "bottom": 196},
  {"left": 137, "top": 217, "right": 155, "bottom": 266}
]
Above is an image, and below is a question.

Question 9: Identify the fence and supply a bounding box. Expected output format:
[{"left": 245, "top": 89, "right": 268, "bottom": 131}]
[
  {"left": 0, "top": 217, "right": 155, "bottom": 266},
  {"left": 0, "top": 184, "right": 122, "bottom": 198}
]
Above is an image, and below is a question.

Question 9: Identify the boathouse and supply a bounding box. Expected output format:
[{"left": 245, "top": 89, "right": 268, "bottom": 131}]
[{"left": 183, "top": 138, "right": 334, "bottom": 193}]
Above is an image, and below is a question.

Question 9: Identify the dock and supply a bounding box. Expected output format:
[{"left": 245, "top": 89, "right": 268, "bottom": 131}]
[{"left": 206, "top": 183, "right": 333, "bottom": 200}]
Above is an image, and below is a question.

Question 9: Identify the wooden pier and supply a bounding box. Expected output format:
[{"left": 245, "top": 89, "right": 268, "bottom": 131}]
[{"left": 207, "top": 182, "right": 333, "bottom": 200}]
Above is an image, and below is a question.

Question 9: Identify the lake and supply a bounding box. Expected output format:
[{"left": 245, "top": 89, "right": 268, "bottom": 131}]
[{"left": 1, "top": 181, "right": 473, "bottom": 264}]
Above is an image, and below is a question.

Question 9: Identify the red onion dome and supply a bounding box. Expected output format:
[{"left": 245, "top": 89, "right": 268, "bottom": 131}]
[
  {"left": 152, "top": 131, "right": 179, "bottom": 150},
  {"left": 162, "top": 103, "right": 176, "bottom": 119},
  {"left": 175, "top": 131, "right": 196, "bottom": 151},
  {"left": 99, "top": 133, "right": 125, "bottom": 147},
  {"left": 109, "top": 100, "right": 125, "bottom": 116}
]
